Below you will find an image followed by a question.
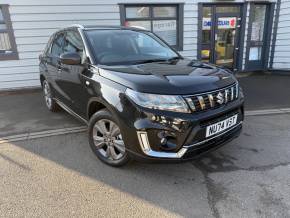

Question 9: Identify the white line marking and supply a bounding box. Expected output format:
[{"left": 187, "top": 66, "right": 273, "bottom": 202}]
[
  {"left": 0, "top": 126, "right": 87, "bottom": 144},
  {"left": 245, "top": 108, "right": 290, "bottom": 116},
  {"left": 1, "top": 108, "right": 290, "bottom": 144}
]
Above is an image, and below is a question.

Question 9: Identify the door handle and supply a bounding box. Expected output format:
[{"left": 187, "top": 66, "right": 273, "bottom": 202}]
[
  {"left": 57, "top": 64, "right": 62, "bottom": 72},
  {"left": 57, "top": 58, "right": 62, "bottom": 72}
]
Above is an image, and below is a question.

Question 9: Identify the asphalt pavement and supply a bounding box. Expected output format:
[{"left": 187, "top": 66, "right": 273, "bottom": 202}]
[
  {"left": 1, "top": 114, "right": 290, "bottom": 217},
  {"left": 237, "top": 71, "right": 290, "bottom": 110},
  {"left": 0, "top": 90, "right": 81, "bottom": 137}
]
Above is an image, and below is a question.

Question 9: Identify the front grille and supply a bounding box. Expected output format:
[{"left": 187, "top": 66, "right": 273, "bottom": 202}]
[{"left": 184, "top": 83, "right": 239, "bottom": 113}]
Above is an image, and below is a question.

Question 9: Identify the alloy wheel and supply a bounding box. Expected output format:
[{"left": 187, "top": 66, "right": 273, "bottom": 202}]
[
  {"left": 93, "top": 119, "right": 125, "bottom": 161},
  {"left": 43, "top": 81, "right": 52, "bottom": 109}
]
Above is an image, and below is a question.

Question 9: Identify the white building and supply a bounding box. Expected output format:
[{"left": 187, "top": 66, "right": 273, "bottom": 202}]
[{"left": 0, "top": 0, "right": 289, "bottom": 90}]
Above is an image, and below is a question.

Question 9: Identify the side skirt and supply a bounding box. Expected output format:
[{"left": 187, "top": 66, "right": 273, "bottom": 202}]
[{"left": 54, "top": 98, "right": 88, "bottom": 125}]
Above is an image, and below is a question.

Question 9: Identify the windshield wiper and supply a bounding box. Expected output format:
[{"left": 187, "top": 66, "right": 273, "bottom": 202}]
[
  {"left": 134, "top": 59, "right": 168, "bottom": 64},
  {"left": 166, "top": 56, "right": 182, "bottom": 62},
  {"left": 133, "top": 56, "right": 182, "bottom": 64}
]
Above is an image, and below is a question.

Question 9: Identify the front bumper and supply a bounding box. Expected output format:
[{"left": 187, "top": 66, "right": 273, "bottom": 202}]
[
  {"left": 137, "top": 120, "right": 242, "bottom": 160},
  {"left": 117, "top": 95, "right": 244, "bottom": 162}
]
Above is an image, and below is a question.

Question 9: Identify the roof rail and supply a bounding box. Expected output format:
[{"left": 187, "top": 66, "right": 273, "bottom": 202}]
[{"left": 69, "top": 24, "right": 85, "bottom": 29}]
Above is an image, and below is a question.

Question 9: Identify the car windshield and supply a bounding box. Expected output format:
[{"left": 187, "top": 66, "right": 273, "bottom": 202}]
[{"left": 85, "top": 29, "right": 179, "bottom": 65}]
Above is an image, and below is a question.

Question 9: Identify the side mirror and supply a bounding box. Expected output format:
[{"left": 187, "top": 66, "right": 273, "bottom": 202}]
[{"left": 60, "top": 52, "right": 81, "bottom": 65}]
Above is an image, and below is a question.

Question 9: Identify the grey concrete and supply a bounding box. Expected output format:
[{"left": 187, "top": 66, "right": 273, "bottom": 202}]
[
  {"left": 238, "top": 72, "right": 290, "bottom": 110},
  {"left": 1, "top": 114, "right": 290, "bottom": 217},
  {"left": 0, "top": 91, "right": 82, "bottom": 137}
]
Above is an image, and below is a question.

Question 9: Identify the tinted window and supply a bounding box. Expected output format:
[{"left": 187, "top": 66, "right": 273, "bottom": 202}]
[
  {"left": 63, "top": 30, "right": 84, "bottom": 58},
  {"left": 86, "top": 29, "right": 178, "bottom": 65},
  {"left": 51, "top": 33, "right": 65, "bottom": 57}
]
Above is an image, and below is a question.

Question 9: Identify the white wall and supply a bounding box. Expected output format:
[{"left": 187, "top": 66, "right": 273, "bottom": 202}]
[
  {"left": 272, "top": 0, "right": 290, "bottom": 70},
  {"left": 0, "top": 0, "right": 198, "bottom": 90}
]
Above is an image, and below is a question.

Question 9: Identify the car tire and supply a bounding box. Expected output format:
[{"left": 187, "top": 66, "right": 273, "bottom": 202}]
[
  {"left": 42, "top": 80, "right": 60, "bottom": 112},
  {"left": 88, "top": 109, "right": 130, "bottom": 167}
]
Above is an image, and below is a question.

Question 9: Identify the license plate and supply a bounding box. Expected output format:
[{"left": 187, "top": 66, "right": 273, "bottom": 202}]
[{"left": 206, "top": 114, "right": 238, "bottom": 138}]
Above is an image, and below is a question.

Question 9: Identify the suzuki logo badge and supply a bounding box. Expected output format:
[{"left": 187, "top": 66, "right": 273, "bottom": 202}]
[{"left": 216, "top": 92, "right": 224, "bottom": 105}]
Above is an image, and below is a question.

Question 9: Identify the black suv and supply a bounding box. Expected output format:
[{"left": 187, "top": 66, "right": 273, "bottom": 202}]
[{"left": 39, "top": 25, "right": 244, "bottom": 166}]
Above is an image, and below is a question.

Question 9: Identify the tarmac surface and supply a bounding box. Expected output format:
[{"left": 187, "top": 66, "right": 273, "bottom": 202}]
[
  {"left": 237, "top": 72, "right": 290, "bottom": 110},
  {"left": 1, "top": 72, "right": 290, "bottom": 217},
  {"left": 1, "top": 114, "right": 290, "bottom": 217}
]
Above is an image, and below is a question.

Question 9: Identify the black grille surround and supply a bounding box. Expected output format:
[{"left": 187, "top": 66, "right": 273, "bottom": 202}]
[{"left": 184, "top": 83, "right": 239, "bottom": 113}]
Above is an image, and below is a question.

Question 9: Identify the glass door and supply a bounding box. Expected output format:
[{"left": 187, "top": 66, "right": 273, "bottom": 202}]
[
  {"left": 215, "top": 16, "right": 238, "bottom": 68},
  {"left": 246, "top": 4, "right": 269, "bottom": 70},
  {"left": 200, "top": 5, "right": 242, "bottom": 71}
]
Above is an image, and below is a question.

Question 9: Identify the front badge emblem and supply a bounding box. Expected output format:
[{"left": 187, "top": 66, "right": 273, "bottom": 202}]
[{"left": 216, "top": 92, "right": 224, "bottom": 105}]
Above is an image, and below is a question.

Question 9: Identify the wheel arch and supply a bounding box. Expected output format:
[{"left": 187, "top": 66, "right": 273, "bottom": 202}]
[
  {"left": 87, "top": 97, "right": 123, "bottom": 124},
  {"left": 87, "top": 100, "right": 107, "bottom": 119}
]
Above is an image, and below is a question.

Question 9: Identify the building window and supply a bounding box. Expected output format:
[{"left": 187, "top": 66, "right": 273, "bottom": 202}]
[
  {"left": 119, "top": 4, "right": 184, "bottom": 51},
  {"left": 0, "top": 5, "right": 18, "bottom": 61}
]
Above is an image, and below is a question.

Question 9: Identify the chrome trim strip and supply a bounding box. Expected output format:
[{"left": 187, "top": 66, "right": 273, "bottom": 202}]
[
  {"left": 137, "top": 131, "right": 188, "bottom": 158},
  {"left": 235, "top": 83, "right": 239, "bottom": 98},
  {"left": 225, "top": 89, "right": 229, "bottom": 103},
  {"left": 183, "top": 83, "right": 237, "bottom": 98},
  {"left": 208, "top": 94, "right": 214, "bottom": 107},
  {"left": 184, "top": 121, "right": 243, "bottom": 148},
  {"left": 197, "top": 96, "right": 206, "bottom": 110},
  {"left": 185, "top": 97, "right": 196, "bottom": 111},
  {"left": 54, "top": 98, "right": 88, "bottom": 125},
  {"left": 231, "top": 86, "right": 234, "bottom": 101}
]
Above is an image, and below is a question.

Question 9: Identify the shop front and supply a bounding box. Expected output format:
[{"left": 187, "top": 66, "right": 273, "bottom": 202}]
[{"left": 198, "top": 2, "right": 275, "bottom": 72}]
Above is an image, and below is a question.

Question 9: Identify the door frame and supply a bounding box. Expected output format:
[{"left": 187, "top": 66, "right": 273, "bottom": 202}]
[
  {"left": 197, "top": 3, "right": 246, "bottom": 71},
  {"left": 245, "top": 2, "right": 275, "bottom": 71}
]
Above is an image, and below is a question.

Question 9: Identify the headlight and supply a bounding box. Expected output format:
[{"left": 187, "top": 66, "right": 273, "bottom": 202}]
[{"left": 126, "top": 89, "right": 190, "bottom": 113}]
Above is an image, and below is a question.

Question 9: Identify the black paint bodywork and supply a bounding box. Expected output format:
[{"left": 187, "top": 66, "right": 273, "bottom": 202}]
[{"left": 39, "top": 26, "right": 244, "bottom": 162}]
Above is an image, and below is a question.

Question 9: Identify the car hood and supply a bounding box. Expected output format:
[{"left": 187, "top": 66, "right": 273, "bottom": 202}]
[{"left": 98, "top": 59, "right": 237, "bottom": 95}]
